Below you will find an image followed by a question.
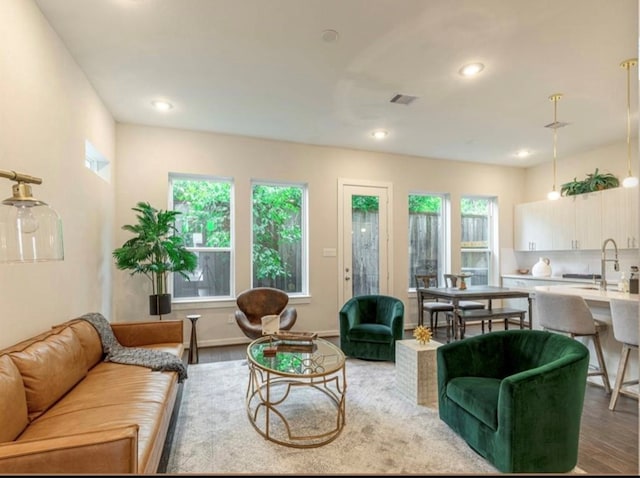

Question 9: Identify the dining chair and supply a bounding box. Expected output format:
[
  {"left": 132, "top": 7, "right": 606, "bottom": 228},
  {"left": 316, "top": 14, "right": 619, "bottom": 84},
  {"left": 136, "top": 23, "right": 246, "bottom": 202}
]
[
  {"left": 608, "top": 298, "right": 638, "bottom": 410},
  {"left": 535, "top": 291, "right": 611, "bottom": 393},
  {"left": 414, "top": 274, "right": 454, "bottom": 330},
  {"left": 442, "top": 274, "right": 486, "bottom": 333}
]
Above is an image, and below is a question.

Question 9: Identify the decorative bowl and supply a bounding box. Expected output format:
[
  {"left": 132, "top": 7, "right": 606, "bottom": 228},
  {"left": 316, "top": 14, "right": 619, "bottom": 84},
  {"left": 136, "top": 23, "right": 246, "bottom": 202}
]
[{"left": 517, "top": 268, "right": 530, "bottom": 275}]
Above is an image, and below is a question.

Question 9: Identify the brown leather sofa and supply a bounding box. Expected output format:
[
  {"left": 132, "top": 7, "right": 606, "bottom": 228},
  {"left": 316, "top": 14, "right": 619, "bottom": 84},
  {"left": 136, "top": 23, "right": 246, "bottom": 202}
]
[{"left": 0, "top": 317, "right": 184, "bottom": 474}]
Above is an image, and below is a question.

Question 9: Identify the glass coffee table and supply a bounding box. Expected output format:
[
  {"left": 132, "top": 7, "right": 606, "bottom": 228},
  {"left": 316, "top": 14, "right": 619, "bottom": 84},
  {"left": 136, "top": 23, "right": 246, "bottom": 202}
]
[{"left": 245, "top": 336, "right": 346, "bottom": 448}]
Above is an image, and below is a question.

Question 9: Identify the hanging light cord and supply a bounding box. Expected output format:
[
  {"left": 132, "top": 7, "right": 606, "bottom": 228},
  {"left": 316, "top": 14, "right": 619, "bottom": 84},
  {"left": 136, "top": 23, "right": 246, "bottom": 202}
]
[
  {"left": 623, "top": 59, "right": 635, "bottom": 176},
  {"left": 552, "top": 97, "right": 558, "bottom": 191}
]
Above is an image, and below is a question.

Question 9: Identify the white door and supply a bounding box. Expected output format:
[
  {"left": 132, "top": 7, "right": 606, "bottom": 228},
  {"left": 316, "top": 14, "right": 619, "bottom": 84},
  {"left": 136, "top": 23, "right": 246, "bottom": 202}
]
[{"left": 338, "top": 179, "right": 392, "bottom": 305}]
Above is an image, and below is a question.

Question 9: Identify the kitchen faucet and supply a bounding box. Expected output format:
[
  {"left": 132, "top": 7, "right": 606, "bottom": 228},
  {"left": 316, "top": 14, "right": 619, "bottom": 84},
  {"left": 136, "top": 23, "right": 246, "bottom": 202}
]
[{"left": 600, "top": 238, "right": 619, "bottom": 290}]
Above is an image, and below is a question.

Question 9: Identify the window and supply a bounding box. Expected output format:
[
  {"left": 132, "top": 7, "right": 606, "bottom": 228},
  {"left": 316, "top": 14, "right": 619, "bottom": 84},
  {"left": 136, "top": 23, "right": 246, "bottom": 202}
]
[
  {"left": 252, "top": 181, "right": 307, "bottom": 294},
  {"left": 169, "top": 174, "right": 233, "bottom": 300},
  {"left": 84, "top": 140, "right": 110, "bottom": 182},
  {"left": 460, "top": 196, "right": 496, "bottom": 286},
  {"left": 408, "top": 193, "right": 446, "bottom": 288}
]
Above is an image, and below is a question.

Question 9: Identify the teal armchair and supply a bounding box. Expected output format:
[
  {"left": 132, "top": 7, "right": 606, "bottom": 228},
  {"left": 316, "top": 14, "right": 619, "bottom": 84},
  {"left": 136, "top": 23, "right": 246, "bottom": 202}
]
[
  {"left": 437, "top": 329, "right": 589, "bottom": 473},
  {"left": 339, "top": 295, "right": 404, "bottom": 361}
]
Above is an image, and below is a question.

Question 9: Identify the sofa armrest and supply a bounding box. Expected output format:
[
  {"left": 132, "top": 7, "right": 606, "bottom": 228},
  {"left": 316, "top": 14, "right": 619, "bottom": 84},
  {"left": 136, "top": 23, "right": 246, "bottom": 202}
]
[
  {"left": 111, "top": 320, "right": 183, "bottom": 347},
  {"left": 0, "top": 425, "right": 138, "bottom": 474}
]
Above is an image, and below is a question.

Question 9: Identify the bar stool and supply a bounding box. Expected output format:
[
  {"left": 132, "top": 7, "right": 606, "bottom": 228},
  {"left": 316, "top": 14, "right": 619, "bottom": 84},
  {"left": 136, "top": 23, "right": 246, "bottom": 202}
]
[
  {"left": 535, "top": 291, "right": 611, "bottom": 393},
  {"left": 608, "top": 299, "right": 638, "bottom": 411},
  {"left": 186, "top": 314, "right": 201, "bottom": 364}
]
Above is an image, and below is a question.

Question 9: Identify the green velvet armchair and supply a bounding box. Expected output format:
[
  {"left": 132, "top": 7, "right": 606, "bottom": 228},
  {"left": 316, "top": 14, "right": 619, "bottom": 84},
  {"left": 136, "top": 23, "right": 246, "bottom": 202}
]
[
  {"left": 437, "top": 329, "right": 589, "bottom": 473},
  {"left": 339, "top": 295, "right": 404, "bottom": 361}
]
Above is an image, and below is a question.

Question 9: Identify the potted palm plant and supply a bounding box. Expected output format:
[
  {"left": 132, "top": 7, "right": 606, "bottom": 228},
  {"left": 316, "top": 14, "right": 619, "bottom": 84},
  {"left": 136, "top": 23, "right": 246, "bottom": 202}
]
[{"left": 113, "top": 202, "right": 197, "bottom": 317}]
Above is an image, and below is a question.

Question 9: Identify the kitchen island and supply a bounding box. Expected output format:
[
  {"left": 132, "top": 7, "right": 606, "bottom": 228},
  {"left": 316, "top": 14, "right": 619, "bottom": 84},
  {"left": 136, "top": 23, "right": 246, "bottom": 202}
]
[{"left": 502, "top": 278, "right": 638, "bottom": 391}]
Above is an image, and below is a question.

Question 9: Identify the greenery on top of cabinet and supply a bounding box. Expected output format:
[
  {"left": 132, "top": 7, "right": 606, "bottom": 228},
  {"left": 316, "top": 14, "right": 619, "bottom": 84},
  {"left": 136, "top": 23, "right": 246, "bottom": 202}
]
[{"left": 561, "top": 168, "right": 619, "bottom": 196}]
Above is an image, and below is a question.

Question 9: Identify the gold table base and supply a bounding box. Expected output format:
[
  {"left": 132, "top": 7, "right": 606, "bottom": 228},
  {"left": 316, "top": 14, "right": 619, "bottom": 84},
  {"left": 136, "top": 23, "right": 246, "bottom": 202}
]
[{"left": 245, "top": 358, "right": 346, "bottom": 448}]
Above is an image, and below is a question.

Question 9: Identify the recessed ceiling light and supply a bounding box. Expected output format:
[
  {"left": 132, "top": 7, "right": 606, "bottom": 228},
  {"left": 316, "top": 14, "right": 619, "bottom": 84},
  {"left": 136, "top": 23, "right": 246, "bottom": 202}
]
[
  {"left": 321, "top": 29, "right": 339, "bottom": 42},
  {"left": 371, "top": 130, "right": 388, "bottom": 140},
  {"left": 516, "top": 150, "right": 530, "bottom": 158},
  {"left": 151, "top": 100, "right": 173, "bottom": 111},
  {"left": 459, "top": 63, "right": 485, "bottom": 77}
]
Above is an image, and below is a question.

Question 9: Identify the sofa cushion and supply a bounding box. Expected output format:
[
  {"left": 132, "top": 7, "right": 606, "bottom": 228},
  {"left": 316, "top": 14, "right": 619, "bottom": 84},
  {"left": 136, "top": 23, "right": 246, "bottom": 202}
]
[
  {"left": 67, "top": 320, "right": 104, "bottom": 370},
  {"left": 9, "top": 327, "right": 88, "bottom": 420},
  {"left": 0, "top": 355, "right": 28, "bottom": 442},
  {"left": 20, "top": 360, "right": 179, "bottom": 473}
]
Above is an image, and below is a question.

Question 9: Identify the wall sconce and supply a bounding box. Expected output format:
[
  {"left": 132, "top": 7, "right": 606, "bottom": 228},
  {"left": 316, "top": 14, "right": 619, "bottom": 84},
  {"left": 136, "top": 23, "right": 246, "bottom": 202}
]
[
  {"left": 0, "top": 169, "right": 64, "bottom": 262},
  {"left": 621, "top": 58, "right": 638, "bottom": 188}
]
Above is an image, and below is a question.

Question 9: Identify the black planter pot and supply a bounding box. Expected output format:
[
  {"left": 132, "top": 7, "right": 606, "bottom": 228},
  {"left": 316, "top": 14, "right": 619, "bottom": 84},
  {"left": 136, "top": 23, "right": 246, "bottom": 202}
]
[{"left": 149, "top": 294, "right": 172, "bottom": 316}]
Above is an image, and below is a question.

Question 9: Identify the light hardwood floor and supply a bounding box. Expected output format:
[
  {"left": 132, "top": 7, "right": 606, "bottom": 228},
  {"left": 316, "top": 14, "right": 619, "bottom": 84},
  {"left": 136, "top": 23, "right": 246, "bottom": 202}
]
[{"left": 188, "top": 324, "right": 638, "bottom": 475}]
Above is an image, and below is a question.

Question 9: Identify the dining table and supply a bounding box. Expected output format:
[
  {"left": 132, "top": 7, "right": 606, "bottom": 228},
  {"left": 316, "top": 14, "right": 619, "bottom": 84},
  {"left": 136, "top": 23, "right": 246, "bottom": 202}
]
[{"left": 417, "top": 285, "right": 533, "bottom": 341}]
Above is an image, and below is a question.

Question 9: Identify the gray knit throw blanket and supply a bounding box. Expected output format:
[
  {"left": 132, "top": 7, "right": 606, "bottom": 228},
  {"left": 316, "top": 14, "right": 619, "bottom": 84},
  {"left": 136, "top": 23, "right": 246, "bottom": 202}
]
[{"left": 80, "top": 312, "right": 188, "bottom": 383}]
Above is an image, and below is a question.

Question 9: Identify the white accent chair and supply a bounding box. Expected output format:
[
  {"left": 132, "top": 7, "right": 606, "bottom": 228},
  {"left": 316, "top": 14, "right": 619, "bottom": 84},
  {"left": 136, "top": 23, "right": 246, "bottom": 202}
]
[
  {"left": 535, "top": 291, "right": 611, "bottom": 393},
  {"left": 608, "top": 298, "right": 639, "bottom": 410}
]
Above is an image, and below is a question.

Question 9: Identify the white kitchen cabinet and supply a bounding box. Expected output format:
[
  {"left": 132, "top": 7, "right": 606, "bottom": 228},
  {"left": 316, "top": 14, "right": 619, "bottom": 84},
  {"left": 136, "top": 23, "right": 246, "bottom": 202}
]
[
  {"left": 551, "top": 193, "right": 601, "bottom": 250},
  {"left": 601, "top": 186, "right": 639, "bottom": 249},
  {"left": 515, "top": 192, "right": 604, "bottom": 252},
  {"left": 571, "top": 192, "right": 603, "bottom": 250},
  {"left": 514, "top": 201, "right": 553, "bottom": 251}
]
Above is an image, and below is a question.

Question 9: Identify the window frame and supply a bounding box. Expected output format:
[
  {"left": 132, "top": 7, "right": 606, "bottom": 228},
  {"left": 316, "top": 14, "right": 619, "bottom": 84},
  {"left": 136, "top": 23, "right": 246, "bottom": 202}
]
[
  {"left": 168, "top": 172, "right": 235, "bottom": 303},
  {"left": 408, "top": 191, "right": 449, "bottom": 290},
  {"left": 459, "top": 195, "right": 497, "bottom": 286},
  {"left": 250, "top": 179, "right": 309, "bottom": 297}
]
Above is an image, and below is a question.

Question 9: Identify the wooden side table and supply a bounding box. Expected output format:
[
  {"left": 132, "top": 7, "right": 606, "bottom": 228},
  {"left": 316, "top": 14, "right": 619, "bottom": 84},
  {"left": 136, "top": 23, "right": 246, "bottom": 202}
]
[
  {"left": 186, "top": 314, "right": 201, "bottom": 364},
  {"left": 395, "top": 339, "right": 442, "bottom": 407}
]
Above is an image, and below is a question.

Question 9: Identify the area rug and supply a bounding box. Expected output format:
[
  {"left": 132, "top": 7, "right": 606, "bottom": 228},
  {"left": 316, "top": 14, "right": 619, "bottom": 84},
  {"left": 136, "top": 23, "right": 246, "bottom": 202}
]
[{"left": 166, "top": 358, "right": 507, "bottom": 474}]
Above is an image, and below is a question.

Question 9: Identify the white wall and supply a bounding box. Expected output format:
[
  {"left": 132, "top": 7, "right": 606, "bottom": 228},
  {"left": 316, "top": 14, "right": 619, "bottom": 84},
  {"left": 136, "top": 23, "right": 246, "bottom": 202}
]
[
  {"left": 0, "top": 0, "right": 115, "bottom": 348},
  {"left": 524, "top": 140, "right": 638, "bottom": 202},
  {"left": 115, "top": 123, "right": 526, "bottom": 346}
]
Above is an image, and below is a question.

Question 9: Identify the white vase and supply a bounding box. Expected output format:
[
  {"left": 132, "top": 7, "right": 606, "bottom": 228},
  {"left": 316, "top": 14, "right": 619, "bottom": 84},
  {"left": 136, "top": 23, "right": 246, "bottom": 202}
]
[{"left": 531, "top": 257, "right": 552, "bottom": 277}]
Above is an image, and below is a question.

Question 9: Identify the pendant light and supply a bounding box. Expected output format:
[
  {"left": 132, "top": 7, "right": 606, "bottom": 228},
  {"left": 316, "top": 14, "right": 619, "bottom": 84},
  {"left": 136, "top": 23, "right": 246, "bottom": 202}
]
[
  {"left": 546, "top": 93, "right": 565, "bottom": 200},
  {"left": 0, "top": 169, "right": 64, "bottom": 262},
  {"left": 621, "top": 58, "right": 638, "bottom": 188}
]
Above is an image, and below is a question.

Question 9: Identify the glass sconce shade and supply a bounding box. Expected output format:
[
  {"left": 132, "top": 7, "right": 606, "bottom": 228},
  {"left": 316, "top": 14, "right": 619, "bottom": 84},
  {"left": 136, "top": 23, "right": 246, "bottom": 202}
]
[{"left": 0, "top": 201, "right": 64, "bottom": 262}]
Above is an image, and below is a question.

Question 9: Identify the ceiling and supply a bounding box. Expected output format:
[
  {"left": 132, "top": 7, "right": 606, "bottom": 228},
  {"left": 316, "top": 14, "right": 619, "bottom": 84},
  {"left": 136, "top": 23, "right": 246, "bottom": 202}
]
[{"left": 34, "top": 0, "right": 639, "bottom": 168}]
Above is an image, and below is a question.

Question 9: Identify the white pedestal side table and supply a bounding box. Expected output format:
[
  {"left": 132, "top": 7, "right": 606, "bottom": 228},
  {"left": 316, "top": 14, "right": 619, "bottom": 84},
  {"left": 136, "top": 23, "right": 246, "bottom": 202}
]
[{"left": 395, "top": 339, "right": 442, "bottom": 407}]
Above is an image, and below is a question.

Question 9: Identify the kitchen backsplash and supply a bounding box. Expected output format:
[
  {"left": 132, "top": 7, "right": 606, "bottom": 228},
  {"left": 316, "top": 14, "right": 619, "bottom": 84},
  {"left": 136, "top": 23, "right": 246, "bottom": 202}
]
[{"left": 503, "top": 248, "right": 640, "bottom": 282}]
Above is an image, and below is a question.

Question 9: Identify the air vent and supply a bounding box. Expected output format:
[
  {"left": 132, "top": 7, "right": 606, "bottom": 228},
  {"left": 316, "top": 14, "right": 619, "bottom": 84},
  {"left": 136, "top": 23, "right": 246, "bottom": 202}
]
[
  {"left": 544, "top": 121, "right": 570, "bottom": 129},
  {"left": 390, "top": 93, "right": 419, "bottom": 105}
]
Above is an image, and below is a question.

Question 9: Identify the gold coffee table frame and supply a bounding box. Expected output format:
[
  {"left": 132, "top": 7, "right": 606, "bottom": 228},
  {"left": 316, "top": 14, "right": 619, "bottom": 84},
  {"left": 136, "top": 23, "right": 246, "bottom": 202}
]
[{"left": 245, "top": 336, "right": 347, "bottom": 448}]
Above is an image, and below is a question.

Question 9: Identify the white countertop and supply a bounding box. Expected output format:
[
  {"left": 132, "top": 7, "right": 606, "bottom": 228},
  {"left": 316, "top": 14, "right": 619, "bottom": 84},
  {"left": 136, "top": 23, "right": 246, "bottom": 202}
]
[
  {"left": 502, "top": 274, "right": 596, "bottom": 283},
  {"left": 531, "top": 284, "right": 639, "bottom": 303}
]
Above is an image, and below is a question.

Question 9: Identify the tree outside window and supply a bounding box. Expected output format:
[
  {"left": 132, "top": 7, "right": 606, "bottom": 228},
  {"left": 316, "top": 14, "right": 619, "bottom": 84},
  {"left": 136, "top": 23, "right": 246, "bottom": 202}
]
[
  {"left": 252, "top": 182, "right": 306, "bottom": 294},
  {"left": 170, "top": 175, "right": 233, "bottom": 299}
]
